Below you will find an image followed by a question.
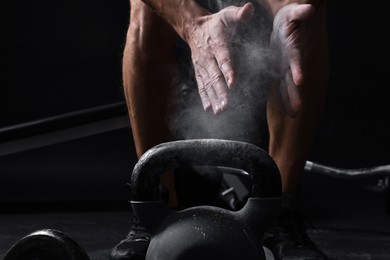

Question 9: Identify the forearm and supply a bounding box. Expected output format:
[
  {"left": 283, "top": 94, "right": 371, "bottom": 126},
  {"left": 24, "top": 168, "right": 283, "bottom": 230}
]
[{"left": 141, "top": 0, "right": 210, "bottom": 41}]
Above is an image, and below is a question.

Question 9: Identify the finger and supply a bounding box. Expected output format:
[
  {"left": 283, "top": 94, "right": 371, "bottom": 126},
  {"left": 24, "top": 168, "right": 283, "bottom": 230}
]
[
  {"left": 223, "top": 3, "right": 254, "bottom": 23},
  {"left": 194, "top": 67, "right": 212, "bottom": 112},
  {"left": 224, "top": 3, "right": 255, "bottom": 23},
  {"left": 208, "top": 59, "right": 230, "bottom": 112},
  {"left": 202, "top": 64, "right": 225, "bottom": 114},
  {"left": 289, "top": 47, "right": 304, "bottom": 86},
  {"left": 285, "top": 70, "right": 302, "bottom": 116},
  {"left": 215, "top": 3, "right": 254, "bottom": 89},
  {"left": 291, "top": 4, "right": 315, "bottom": 22},
  {"left": 236, "top": 2, "right": 255, "bottom": 21},
  {"left": 214, "top": 45, "right": 236, "bottom": 89}
]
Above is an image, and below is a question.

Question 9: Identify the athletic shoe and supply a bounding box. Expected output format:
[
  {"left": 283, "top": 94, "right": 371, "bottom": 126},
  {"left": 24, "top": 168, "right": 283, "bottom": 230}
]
[
  {"left": 109, "top": 216, "right": 150, "bottom": 260},
  {"left": 262, "top": 193, "right": 329, "bottom": 260}
]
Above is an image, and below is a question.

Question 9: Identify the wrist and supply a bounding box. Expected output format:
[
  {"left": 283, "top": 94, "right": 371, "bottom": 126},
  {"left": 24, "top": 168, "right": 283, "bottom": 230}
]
[
  {"left": 175, "top": 2, "right": 210, "bottom": 42},
  {"left": 142, "top": 0, "right": 210, "bottom": 42}
]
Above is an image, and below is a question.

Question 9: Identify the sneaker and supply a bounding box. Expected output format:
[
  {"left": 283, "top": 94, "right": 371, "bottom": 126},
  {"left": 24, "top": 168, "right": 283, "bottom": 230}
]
[
  {"left": 109, "top": 216, "right": 150, "bottom": 260},
  {"left": 262, "top": 193, "right": 329, "bottom": 260},
  {"left": 109, "top": 166, "right": 224, "bottom": 260}
]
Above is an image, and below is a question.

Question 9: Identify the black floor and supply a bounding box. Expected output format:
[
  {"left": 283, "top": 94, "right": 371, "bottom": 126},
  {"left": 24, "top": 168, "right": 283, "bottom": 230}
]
[
  {"left": 300, "top": 173, "right": 390, "bottom": 260},
  {"left": 1, "top": 172, "right": 390, "bottom": 260}
]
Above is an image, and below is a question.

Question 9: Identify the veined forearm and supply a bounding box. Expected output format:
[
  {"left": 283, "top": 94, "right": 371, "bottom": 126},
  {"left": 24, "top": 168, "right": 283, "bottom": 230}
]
[{"left": 141, "top": 0, "right": 210, "bottom": 41}]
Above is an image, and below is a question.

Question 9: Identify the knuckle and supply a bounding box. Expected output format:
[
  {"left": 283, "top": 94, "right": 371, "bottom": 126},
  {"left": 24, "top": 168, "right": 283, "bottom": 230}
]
[
  {"left": 216, "top": 88, "right": 227, "bottom": 97},
  {"left": 204, "top": 80, "right": 213, "bottom": 91},
  {"left": 218, "top": 58, "right": 232, "bottom": 70},
  {"left": 198, "top": 87, "right": 207, "bottom": 95},
  {"left": 209, "top": 95, "right": 219, "bottom": 101},
  {"left": 210, "top": 73, "right": 224, "bottom": 84}
]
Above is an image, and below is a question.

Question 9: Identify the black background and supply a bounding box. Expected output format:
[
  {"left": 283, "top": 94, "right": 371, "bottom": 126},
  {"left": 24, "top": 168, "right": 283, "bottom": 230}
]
[{"left": 3, "top": 0, "right": 130, "bottom": 126}]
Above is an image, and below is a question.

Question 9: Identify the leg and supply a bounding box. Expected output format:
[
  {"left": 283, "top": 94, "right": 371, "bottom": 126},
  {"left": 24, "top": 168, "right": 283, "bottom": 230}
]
[
  {"left": 263, "top": 2, "right": 330, "bottom": 259},
  {"left": 123, "top": 0, "right": 178, "bottom": 207},
  {"left": 110, "top": 2, "right": 180, "bottom": 259},
  {"left": 267, "top": 2, "right": 329, "bottom": 193}
]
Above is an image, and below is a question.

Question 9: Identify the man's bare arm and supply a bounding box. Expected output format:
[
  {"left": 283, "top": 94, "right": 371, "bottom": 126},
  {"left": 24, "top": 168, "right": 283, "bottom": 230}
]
[
  {"left": 141, "top": 0, "right": 209, "bottom": 41},
  {"left": 140, "top": 0, "right": 326, "bottom": 116}
]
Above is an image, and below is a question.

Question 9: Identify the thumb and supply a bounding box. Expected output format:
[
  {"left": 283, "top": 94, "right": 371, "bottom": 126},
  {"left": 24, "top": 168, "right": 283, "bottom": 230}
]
[
  {"left": 291, "top": 4, "right": 315, "bottom": 22},
  {"left": 237, "top": 2, "right": 254, "bottom": 21},
  {"left": 224, "top": 2, "right": 254, "bottom": 23}
]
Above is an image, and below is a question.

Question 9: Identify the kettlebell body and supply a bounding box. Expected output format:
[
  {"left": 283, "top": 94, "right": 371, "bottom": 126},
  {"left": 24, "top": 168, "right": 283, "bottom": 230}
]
[{"left": 130, "top": 139, "right": 282, "bottom": 260}]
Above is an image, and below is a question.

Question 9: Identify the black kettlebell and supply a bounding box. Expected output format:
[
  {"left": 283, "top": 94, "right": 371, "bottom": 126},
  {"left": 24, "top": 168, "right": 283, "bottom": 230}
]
[
  {"left": 129, "top": 139, "right": 282, "bottom": 260},
  {"left": 3, "top": 229, "right": 90, "bottom": 260}
]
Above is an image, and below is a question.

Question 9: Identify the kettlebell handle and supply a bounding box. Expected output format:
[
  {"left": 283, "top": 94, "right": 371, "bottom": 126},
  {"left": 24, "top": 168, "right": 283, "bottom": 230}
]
[{"left": 129, "top": 139, "right": 281, "bottom": 201}]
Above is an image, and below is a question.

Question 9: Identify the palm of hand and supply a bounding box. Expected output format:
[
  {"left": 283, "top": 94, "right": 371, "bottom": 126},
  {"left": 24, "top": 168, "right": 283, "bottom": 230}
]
[
  {"left": 187, "top": 3, "right": 254, "bottom": 114},
  {"left": 271, "top": 3, "right": 315, "bottom": 117}
]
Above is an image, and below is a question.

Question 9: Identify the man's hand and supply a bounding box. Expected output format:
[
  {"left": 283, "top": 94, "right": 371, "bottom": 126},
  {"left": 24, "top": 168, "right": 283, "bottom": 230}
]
[
  {"left": 270, "top": 3, "right": 315, "bottom": 117},
  {"left": 186, "top": 3, "right": 254, "bottom": 114}
]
